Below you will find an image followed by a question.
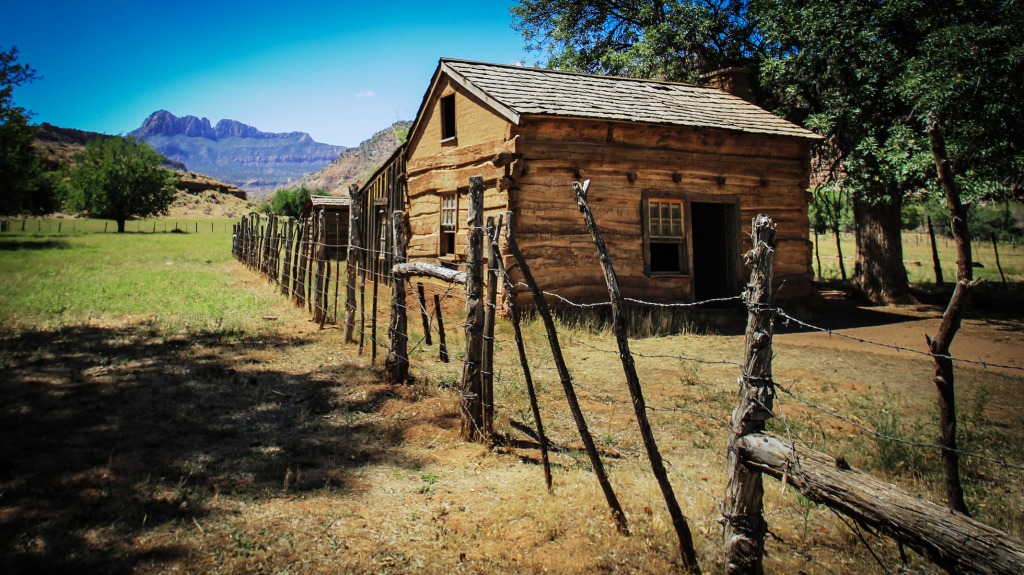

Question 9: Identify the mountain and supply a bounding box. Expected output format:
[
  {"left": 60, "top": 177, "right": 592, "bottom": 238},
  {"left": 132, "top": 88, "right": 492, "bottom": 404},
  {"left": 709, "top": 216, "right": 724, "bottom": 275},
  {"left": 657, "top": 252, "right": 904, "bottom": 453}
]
[
  {"left": 129, "top": 110, "right": 347, "bottom": 196},
  {"left": 283, "top": 121, "right": 411, "bottom": 196},
  {"left": 33, "top": 123, "right": 251, "bottom": 207}
]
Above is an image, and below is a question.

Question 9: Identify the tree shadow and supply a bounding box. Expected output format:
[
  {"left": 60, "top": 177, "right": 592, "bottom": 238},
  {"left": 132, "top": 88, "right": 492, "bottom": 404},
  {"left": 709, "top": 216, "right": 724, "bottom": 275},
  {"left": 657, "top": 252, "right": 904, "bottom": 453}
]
[
  {"left": 0, "top": 325, "right": 420, "bottom": 574},
  {"left": 0, "top": 239, "right": 72, "bottom": 251}
]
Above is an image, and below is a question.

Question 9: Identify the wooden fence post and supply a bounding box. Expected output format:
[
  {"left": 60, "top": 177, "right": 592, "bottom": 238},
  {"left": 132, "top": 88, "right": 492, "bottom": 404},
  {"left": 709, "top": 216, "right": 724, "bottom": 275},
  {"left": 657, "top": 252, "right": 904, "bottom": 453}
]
[
  {"left": 313, "top": 210, "right": 328, "bottom": 327},
  {"left": 281, "top": 219, "right": 293, "bottom": 295},
  {"left": 434, "top": 294, "right": 449, "bottom": 363},
  {"left": 417, "top": 283, "right": 432, "bottom": 346},
  {"left": 573, "top": 180, "right": 701, "bottom": 573},
  {"left": 344, "top": 184, "right": 363, "bottom": 342},
  {"left": 460, "top": 176, "right": 486, "bottom": 442},
  {"left": 505, "top": 211, "right": 629, "bottom": 534},
  {"left": 495, "top": 211, "right": 551, "bottom": 491},
  {"left": 723, "top": 214, "right": 776, "bottom": 575},
  {"left": 481, "top": 214, "right": 503, "bottom": 442},
  {"left": 384, "top": 211, "right": 409, "bottom": 383}
]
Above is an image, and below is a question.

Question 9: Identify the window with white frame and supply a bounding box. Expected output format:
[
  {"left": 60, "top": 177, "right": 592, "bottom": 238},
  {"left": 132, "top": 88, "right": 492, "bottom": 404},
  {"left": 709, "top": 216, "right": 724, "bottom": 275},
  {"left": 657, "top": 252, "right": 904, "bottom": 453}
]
[{"left": 440, "top": 193, "right": 457, "bottom": 256}]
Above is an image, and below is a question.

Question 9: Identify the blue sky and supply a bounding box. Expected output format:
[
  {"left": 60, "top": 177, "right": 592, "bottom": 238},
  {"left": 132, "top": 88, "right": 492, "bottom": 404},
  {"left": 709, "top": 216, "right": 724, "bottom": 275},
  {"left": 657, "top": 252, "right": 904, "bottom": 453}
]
[{"left": 2, "top": 0, "right": 533, "bottom": 147}]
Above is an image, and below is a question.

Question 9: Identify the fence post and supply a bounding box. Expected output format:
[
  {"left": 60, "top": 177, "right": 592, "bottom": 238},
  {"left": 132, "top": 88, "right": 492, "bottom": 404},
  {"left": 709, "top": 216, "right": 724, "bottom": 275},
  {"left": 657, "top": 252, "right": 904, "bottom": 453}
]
[
  {"left": 434, "top": 294, "right": 449, "bottom": 363},
  {"left": 504, "top": 211, "right": 629, "bottom": 534},
  {"left": 481, "top": 214, "right": 503, "bottom": 443},
  {"left": 460, "top": 176, "right": 486, "bottom": 442},
  {"left": 573, "top": 180, "right": 701, "bottom": 573},
  {"left": 723, "top": 214, "right": 777, "bottom": 575},
  {"left": 417, "top": 283, "right": 432, "bottom": 346},
  {"left": 313, "top": 210, "right": 328, "bottom": 326},
  {"left": 385, "top": 211, "right": 409, "bottom": 383},
  {"left": 495, "top": 211, "right": 550, "bottom": 490},
  {"left": 344, "top": 184, "right": 363, "bottom": 342}
]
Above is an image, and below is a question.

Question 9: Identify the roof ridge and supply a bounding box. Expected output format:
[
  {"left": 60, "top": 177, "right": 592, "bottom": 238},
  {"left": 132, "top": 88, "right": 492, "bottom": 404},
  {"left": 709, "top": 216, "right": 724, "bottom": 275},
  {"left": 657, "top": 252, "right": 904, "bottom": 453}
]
[{"left": 439, "top": 57, "right": 709, "bottom": 90}]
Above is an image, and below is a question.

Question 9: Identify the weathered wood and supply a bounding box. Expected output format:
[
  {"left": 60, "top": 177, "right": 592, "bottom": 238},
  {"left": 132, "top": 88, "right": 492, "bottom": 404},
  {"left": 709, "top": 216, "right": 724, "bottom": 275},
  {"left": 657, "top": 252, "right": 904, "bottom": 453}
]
[
  {"left": 434, "top": 294, "right": 449, "bottom": 363},
  {"left": 495, "top": 211, "right": 550, "bottom": 490},
  {"left": 460, "top": 176, "right": 486, "bottom": 442},
  {"left": 926, "top": 112, "right": 975, "bottom": 515},
  {"left": 391, "top": 262, "right": 468, "bottom": 284},
  {"left": 481, "top": 214, "right": 503, "bottom": 443},
  {"left": 384, "top": 211, "right": 409, "bottom": 384},
  {"left": 334, "top": 215, "right": 341, "bottom": 324},
  {"left": 573, "top": 180, "right": 701, "bottom": 574},
  {"left": 371, "top": 233, "right": 380, "bottom": 366},
  {"left": 416, "top": 282, "right": 433, "bottom": 346},
  {"left": 928, "top": 216, "right": 944, "bottom": 286},
  {"left": 406, "top": 136, "right": 520, "bottom": 175},
  {"left": 313, "top": 210, "right": 328, "bottom": 326},
  {"left": 739, "top": 432, "right": 1024, "bottom": 575},
  {"left": 505, "top": 211, "right": 629, "bottom": 534},
  {"left": 344, "top": 184, "right": 363, "bottom": 342},
  {"left": 724, "top": 214, "right": 777, "bottom": 575}
]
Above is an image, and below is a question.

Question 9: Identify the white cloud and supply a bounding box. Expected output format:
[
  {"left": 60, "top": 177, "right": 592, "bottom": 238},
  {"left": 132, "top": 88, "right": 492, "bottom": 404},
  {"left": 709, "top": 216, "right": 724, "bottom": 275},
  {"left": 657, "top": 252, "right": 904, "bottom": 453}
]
[{"left": 355, "top": 90, "right": 376, "bottom": 98}]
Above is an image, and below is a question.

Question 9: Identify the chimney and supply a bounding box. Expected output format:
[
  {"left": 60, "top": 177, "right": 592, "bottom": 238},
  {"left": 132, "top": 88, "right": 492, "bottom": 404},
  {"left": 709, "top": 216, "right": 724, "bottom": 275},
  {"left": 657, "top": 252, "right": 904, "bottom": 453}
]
[{"left": 701, "top": 67, "right": 753, "bottom": 102}]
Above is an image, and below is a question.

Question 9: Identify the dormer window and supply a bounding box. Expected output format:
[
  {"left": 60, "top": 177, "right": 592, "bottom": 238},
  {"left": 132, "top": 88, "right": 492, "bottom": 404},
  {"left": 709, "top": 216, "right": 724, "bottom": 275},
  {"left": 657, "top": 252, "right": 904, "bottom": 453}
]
[{"left": 440, "top": 94, "right": 456, "bottom": 141}]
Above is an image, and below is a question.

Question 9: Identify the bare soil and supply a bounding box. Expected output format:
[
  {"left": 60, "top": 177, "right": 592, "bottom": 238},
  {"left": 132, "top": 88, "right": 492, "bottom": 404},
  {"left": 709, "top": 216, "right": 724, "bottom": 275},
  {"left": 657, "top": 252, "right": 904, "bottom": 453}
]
[{"left": 2, "top": 275, "right": 1022, "bottom": 574}]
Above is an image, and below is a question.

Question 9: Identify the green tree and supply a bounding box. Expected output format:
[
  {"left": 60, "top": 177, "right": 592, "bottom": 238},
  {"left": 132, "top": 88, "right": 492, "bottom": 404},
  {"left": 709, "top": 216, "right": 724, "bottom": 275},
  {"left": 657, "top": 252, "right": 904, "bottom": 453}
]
[
  {"left": 66, "top": 136, "right": 176, "bottom": 232},
  {"left": 268, "top": 186, "right": 324, "bottom": 218},
  {"left": 0, "top": 46, "right": 59, "bottom": 216}
]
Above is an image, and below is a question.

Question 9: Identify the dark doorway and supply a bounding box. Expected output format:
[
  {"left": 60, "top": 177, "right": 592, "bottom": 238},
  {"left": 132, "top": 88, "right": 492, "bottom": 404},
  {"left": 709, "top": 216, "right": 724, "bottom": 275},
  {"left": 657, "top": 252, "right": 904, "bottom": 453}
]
[{"left": 691, "top": 202, "right": 737, "bottom": 302}]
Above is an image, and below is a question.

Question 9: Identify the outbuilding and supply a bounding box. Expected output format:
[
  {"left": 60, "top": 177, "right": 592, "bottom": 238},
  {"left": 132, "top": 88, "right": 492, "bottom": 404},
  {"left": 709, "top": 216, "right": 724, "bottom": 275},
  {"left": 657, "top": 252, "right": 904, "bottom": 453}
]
[{"left": 361, "top": 58, "right": 821, "bottom": 309}]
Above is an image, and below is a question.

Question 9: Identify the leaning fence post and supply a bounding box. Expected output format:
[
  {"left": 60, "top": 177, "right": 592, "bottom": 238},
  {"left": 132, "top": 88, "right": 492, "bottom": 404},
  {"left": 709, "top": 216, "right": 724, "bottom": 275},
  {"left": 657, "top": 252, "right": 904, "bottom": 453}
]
[
  {"left": 460, "top": 176, "right": 486, "bottom": 442},
  {"left": 505, "top": 211, "right": 629, "bottom": 534},
  {"left": 384, "top": 211, "right": 409, "bottom": 383},
  {"left": 495, "top": 211, "right": 551, "bottom": 491},
  {"left": 723, "top": 214, "right": 777, "bottom": 575},
  {"left": 344, "top": 184, "right": 363, "bottom": 342},
  {"left": 434, "top": 294, "right": 449, "bottom": 363},
  {"left": 573, "top": 180, "right": 701, "bottom": 573},
  {"left": 417, "top": 283, "right": 432, "bottom": 346}
]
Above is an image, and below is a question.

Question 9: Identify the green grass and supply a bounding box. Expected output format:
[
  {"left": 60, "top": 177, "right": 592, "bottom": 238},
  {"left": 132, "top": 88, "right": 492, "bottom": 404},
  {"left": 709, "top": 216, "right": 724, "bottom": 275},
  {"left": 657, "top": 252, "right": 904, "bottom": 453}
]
[
  {"left": 0, "top": 217, "right": 277, "bottom": 333},
  {"left": 811, "top": 231, "right": 1024, "bottom": 284}
]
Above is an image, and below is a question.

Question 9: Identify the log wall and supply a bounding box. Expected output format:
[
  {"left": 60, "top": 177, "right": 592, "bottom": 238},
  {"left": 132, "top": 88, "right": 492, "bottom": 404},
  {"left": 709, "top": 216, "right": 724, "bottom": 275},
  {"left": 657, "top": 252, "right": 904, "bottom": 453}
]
[{"left": 507, "top": 116, "right": 813, "bottom": 305}]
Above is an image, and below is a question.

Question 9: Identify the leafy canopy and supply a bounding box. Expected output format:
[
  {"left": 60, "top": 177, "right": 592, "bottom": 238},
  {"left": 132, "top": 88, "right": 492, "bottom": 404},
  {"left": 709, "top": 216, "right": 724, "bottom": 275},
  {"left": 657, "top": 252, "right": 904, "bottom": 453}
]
[
  {"left": 0, "top": 46, "right": 60, "bottom": 216},
  {"left": 66, "top": 136, "right": 176, "bottom": 231},
  {"left": 268, "top": 186, "right": 327, "bottom": 218}
]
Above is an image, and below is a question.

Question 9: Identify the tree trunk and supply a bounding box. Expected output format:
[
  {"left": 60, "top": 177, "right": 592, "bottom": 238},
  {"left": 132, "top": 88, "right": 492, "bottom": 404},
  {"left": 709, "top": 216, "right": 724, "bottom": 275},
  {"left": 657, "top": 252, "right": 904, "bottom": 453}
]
[
  {"left": 833, "top": 224, "right": 847, "bottom": 281},
  {"left": 117, "top": 218, "right": 126, "bottom": 233},
  {"left": 853, "top": 192, "right": 913, "bottom": 304}
]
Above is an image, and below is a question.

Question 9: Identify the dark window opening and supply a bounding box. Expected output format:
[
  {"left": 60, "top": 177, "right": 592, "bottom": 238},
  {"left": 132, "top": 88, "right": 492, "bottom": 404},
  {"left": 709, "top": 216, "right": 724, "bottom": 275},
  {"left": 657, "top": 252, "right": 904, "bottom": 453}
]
[
  {"left": 650, "top": 242, "right": 684, "bottom": 273},
  {"left": 440, "top": 95, "right": 456, "bottom": 140},
  {"left": 645, "top": 199, "right": 686, "bottom": 275}
]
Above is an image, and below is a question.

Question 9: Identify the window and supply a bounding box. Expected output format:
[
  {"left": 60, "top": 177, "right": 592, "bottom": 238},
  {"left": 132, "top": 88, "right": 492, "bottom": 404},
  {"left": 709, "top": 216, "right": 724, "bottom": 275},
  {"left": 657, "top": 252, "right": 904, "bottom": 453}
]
[
  {"left": 645, "top": 198, "right": 686, "bottom": 274},
  {"left": 440, "top": 94, "right": 456, "bottom": 140},
  {"left": 440, "top": 193, "right": 458, "bottom": 256}
]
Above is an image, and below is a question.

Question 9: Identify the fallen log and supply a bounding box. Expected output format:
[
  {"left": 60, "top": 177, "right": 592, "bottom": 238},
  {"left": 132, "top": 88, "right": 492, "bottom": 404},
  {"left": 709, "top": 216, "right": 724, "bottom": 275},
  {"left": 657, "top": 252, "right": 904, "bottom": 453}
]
[{"left": 737, "top": 432, "right": 1024, "bottom": 575}]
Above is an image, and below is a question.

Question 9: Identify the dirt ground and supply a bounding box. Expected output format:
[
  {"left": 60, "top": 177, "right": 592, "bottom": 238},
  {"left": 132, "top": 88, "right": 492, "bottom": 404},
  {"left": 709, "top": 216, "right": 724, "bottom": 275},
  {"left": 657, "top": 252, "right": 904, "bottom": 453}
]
[{"left": 1, "top": 277, "right": 1022, "bottom": 574}]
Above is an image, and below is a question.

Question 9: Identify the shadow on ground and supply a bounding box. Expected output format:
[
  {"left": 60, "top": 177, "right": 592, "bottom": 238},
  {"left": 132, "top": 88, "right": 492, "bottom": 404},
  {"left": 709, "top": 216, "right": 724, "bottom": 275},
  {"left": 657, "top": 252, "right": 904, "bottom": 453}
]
[{"left": 0, "top": 325, "right": 418, "bottom": 574}]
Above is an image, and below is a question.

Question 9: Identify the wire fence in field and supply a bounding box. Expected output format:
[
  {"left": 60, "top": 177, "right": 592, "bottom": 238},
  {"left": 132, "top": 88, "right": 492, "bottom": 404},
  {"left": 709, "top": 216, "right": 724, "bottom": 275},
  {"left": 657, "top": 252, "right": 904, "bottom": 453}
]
[{"left": 232, "top": 202, "right": 1024, "bottom": 575}]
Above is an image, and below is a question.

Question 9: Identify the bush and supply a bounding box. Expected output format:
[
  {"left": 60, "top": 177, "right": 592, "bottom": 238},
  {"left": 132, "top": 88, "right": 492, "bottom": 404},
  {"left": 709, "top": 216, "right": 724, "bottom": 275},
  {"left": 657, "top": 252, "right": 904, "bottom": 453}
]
[{"left": 267, "top": 186, "right": 326, "bottom": 218}]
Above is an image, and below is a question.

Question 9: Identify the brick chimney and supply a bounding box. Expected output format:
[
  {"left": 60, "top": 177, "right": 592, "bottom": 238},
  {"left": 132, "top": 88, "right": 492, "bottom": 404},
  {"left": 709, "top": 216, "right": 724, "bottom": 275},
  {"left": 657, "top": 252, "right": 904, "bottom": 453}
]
[{"left": 701, "top": 67, "right": 753, "bottom": 102}]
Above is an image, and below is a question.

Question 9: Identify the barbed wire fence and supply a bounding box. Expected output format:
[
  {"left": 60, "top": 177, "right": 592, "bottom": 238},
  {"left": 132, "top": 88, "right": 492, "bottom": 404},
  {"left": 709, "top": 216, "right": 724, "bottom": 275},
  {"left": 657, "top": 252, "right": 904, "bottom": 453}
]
[{"left": 231, "top": 178, "right": 1024, "bottom": 575}]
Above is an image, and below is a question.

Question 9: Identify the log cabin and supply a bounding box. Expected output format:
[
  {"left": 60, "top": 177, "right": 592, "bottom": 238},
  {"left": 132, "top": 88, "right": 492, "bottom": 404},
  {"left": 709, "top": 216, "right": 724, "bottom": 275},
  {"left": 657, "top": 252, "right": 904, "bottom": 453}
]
[{"left": 359, "top": 58, "right": 822, "bottom": 313}]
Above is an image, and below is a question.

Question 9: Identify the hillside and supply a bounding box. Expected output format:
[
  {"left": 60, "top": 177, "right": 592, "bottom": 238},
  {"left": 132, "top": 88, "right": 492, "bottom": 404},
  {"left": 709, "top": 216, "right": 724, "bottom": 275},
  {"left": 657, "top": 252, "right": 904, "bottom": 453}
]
[
  {"left": 130, "top": 111, "right": 347, "bottom": 195},
  {"left": 33, "top": 123, "right": 253, "bottom": 217},
  {"left": 282, "top": 121, "right": 411, "bottom": 197}
]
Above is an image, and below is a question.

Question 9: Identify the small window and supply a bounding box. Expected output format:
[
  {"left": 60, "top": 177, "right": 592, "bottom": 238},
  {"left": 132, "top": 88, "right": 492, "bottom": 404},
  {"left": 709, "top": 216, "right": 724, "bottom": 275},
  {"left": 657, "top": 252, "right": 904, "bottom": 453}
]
[
  {"left": 440, "top": 94, "right": 456, "bottom": 140},
  {"left": 645, "top": 199, "right": 686, "bottom": 274},
  {"left": 440, "top": 193, "right": 458, "bottom": 256}
]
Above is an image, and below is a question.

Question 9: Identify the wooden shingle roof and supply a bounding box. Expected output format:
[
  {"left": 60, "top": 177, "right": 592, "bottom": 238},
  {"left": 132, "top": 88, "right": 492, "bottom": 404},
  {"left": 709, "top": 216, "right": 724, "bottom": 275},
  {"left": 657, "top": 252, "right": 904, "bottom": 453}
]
[{"left": 439, "top": 58, "right": 821, "bottom": 140}]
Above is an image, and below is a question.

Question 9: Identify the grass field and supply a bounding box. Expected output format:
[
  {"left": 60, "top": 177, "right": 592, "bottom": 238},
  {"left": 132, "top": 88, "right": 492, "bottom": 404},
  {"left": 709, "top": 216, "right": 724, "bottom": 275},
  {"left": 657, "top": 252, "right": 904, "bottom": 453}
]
[
  {"left": 1, "top": 217, "right": 1022, "bottom": 574},
  {"left": 812, "top": 230, "right": 1024, "bottom": 285}
]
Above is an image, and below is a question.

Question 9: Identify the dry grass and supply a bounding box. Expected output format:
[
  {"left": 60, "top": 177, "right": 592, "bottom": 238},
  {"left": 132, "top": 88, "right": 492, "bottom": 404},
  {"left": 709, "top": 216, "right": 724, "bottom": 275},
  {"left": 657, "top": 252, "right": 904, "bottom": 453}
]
[{"left": 2, "top": 252, "right": 1023, "bottom": 573}]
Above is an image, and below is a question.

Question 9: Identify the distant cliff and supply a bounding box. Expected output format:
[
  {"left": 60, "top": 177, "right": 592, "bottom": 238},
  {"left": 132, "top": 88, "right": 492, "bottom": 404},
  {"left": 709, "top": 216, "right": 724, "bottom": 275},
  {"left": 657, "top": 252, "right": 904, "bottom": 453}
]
[
  {"left": 283, "top": 121, "right": 411, "bottom": 196},
  {"left": 129, "top": 110, "right": 347, "bottom": 195}
]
